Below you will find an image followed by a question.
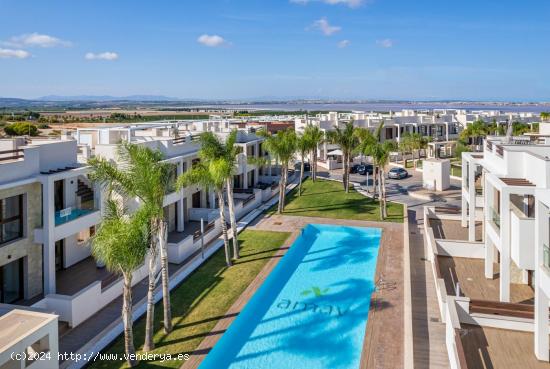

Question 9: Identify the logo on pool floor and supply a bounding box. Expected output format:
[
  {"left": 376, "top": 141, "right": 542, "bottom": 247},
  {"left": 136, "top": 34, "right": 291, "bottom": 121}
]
[
  {"left": 301, "top": 286, "right": 330, "bottom": 298},
  {"left": 276, "top": 299, "right": 348, "bottom": 317}
]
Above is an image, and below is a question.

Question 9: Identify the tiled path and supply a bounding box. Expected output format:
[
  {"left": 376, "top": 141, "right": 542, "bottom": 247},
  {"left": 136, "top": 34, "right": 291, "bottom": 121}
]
[{"left": 410, "top": 210, "right": 450, "bottom": 369}]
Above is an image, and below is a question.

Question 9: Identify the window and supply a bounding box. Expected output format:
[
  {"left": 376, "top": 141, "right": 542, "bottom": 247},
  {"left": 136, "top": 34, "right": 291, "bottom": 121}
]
[{"left": 0, "top": 194, "right": 24, "bottom": 245}]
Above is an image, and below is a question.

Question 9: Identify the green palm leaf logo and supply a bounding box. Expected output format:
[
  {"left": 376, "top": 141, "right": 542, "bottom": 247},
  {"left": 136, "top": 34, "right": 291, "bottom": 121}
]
[{"left": 301, "top": 286, "right": 330, "bottom": 297}]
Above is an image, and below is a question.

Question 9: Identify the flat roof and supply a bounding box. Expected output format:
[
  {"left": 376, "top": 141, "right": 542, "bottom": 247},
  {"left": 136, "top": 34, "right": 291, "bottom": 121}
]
[{"left": 0, "top": 309, "right": 57, "bottom": 353}]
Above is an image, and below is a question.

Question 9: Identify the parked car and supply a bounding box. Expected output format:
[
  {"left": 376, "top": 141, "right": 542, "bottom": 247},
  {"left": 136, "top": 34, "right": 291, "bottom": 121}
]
[
  {"left": 359, "top": 164, "right": 374, "bottom": 175},
  {"left": 350, "top": 164, "right": 360, "bottom": 174},
  {"left": 388, "top": 167, "right": 408, "bottom": 179},
  {"left": 295, "top": 162, "right": 311, "bottom": 172}
]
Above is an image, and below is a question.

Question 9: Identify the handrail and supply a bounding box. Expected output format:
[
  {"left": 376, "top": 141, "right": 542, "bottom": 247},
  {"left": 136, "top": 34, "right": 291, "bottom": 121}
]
[
  {"left": 469, "top": 299, "right": 535, "bottom": 319},
  {"left": 0, "top": 148, "right": 24, "bottom": 162},
  {"left": 454, "top": 328, "right": 469, "bottom": 369}
]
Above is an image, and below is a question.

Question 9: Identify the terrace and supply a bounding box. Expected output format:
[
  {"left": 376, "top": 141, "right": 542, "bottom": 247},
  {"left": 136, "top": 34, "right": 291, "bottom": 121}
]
[
  {"left": 429, "top": 218, "right": 483, "bottom": 242},
  {"left": 437, "top": 256, "right": 534, "bottom": 304},
  {"left": 460, "top": 324, "right": 550, "bottom": 369},
  {"left": 56, "top": 257, "right": 115, "bottom": 296}
]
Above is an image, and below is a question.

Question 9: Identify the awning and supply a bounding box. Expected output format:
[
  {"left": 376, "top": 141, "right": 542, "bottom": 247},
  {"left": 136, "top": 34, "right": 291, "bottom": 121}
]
[{"left": 327, "top": 149, "right": 343, "bottom": 156}]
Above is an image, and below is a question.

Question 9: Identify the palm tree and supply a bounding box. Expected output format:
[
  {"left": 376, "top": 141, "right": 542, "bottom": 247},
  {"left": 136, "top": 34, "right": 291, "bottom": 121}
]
[
  {"left": 177, "top": 158, "right": 233, "bottom": 266},
  {"left": 370, "top": 140, "right": 397, "bottom": 219},
  {"left": 327, "top": 121, "right": 358, "bottom": 193},
  {"left": 90, "top": 195, "right": 149, "bottom": 367},
  {"left": 460, "top": 119, "right": 487, "bottom": 149},
  {"left": 88, "top": 142, "right": 175, "bottom": 352},
  {"left": 540, "top": 112, "right": 549, "bottom": 122},
  {"left": 198, "top": 130, "right": 240, "bottom": 259},
  {"left": 355, "top": 127, "right": 378, "bottom": 192},
  {"left": 303, "top": 124, "right": 324, "bottom": 181},
  {"left": 296, "top": 133, "right": 311, "bottom": 196},
  {"left": 259, "top": 129, "right": 297, "bottom": 213},
  {"left": 398, "top": 133, "right": 413, "bottom": 166}
]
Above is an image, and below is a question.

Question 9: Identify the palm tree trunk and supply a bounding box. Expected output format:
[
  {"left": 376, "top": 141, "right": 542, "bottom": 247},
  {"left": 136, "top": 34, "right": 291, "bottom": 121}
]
[
  {"left": 312, "top": 150, "right": 317, "bottom": 181},
  {"left": 378, "top": 169, "right": 384, "bottom": 220},
  {"left": 280, "top": 165, "right": 288, "bottom": 212},
  {"left": 143, "top": 249, "right": 157, "bottom": 352},
  {"left": 299, "top": 153, "right": 305, "bottom": 196},
  {"left": 158, "top": 219, "right": 172, "bottom": 334},
  {"left": 122, "top": 272, "right": 138, "bottom": 367},
  {"left": 217, "top": 191, "right": 232, "bottom": 267},
  {"left": 413, "top": 150, "right": 417, "bottom": 169},
  {"left": 372, "top": 166, "right": 378, "bottom": 195},
  {"left": 277, "top": 167, "right": 285, "bottom": 214},
  {"left": 225, "top": 178, "right": 239, "bottom": 259},
  {"left": 381, "top": 170, "right": 388, "bottom": 218}
]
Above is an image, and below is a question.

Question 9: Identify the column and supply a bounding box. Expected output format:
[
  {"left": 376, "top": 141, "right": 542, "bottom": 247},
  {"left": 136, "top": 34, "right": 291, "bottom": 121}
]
[
  {"left": 484, "top": 178, "right": 494, "bottom": 279},
  {"left": 468, "top": 162, "right": 476, "bottom": 242},
  {"left": 209, "top": 190, "right": 216, "bottom": 209},
  {"left": 499, "top": 192, "right": 511, "bottom": 302},
  {"left": 535, "top": 203, "right": 549, "bottom": 360},
  {"left": 42, "top": 178, "right": 56, "bottom": 294},
  {"left": 445, "top": 123, "right": 449, "bottom": 141},
  {"left": 535, "top": 284, "right": 549, "bottom": 361}
]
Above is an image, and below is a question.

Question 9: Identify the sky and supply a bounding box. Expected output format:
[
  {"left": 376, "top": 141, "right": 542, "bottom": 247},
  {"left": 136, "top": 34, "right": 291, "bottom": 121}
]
[{"left": 1, "top": 0, "right": 549, "bottom": 101}]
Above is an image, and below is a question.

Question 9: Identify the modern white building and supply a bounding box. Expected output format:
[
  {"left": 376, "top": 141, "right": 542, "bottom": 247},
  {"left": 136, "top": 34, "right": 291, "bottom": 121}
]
[{"left": 0, "top": 119, "right": 277, "bottom": 333}]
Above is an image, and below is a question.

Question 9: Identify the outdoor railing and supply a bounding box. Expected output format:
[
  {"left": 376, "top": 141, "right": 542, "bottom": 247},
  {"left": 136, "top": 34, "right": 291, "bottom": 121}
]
[
  {"left": 490, "top": 207, "right": 500, "bottom": 229},
  {"left": 544, "top": 243, "right": 550, "bottom": 270},
  {"left": 475, "top": 187, "right": 483, "bottom": 196},
  {"left": 496, "top": 145, "right": 504, "bottom": 157},
  {"left": 0, "top": 148, "right": 24, "bottom": 162},
  {"left": 193, "top": 221, "right": 215, "bottom": 240}
]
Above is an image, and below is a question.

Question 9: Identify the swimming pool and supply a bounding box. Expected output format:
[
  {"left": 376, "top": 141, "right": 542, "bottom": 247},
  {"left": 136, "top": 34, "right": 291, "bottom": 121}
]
[{"left": 199, "top": 224, "right": 382, "bottom": 369}]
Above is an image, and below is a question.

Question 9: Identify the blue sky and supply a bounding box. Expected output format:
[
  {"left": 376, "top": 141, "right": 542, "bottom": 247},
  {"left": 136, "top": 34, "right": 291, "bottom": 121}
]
[{"left": 1, "top": 0, "right": 549, "bottom": 101}]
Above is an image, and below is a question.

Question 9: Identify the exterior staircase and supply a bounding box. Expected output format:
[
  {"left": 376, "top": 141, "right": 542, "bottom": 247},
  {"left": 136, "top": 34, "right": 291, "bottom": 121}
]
[{"left": 76, "top": 179, "right": 94, "bottom": 207}]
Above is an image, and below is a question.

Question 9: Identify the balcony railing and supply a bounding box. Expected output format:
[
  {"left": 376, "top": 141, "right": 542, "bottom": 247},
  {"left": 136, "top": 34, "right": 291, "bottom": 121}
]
[
  {"left": 544, "top": 244, "right": 550, "bottom": 269},
  {"left": 490, "top": 207, "right": 500, "bottom": 229},
  {"left": 55, "top": 207, "right": 98, "bottom": 226}
]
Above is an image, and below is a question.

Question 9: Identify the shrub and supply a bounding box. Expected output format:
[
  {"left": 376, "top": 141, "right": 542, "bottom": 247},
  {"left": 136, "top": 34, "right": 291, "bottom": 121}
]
[{"left": 4, "top": 122, "right": 39, "bottom": 136}]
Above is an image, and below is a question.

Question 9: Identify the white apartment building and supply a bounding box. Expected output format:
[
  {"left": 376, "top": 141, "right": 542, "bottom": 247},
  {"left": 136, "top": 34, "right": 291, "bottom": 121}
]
[
  {"left": 461, "top": 135, "right": 550, "bottom": 303},
  {"left": 0, "top": 120, "right": 273, "bottom": 332}
]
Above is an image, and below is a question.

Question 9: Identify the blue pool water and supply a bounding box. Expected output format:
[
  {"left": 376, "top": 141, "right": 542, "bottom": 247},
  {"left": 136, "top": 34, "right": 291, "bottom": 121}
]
[
  {"left": 54, "top": 208, "right": 95, "bottom": 226},
  {"left": 199, "top": 224, "right": 382, "bottom": 369}
]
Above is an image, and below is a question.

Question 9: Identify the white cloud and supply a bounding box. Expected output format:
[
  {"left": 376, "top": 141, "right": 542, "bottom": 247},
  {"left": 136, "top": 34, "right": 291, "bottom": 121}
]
[
  {"left": 0, "top": 48, "right": 31, "bottom": 59},
  {"left": 338, "top": 40, "right": 351, "bottom": 48},
  {"left": 197, "top": 34, "right": 228, "bottom": 47},
  {"left": 85, "top": 52, "right": 119, "bottom": 61},
  {"left": 310, "top": 18, "right": 341, "bottom": 36},
  {"left": 376, "top": 39, "right": 394, "bottom": 48},
  {"left": 4, "top": 33, "right": 71, "bottom": 48},
  {"left": 291, "top": 0, "right": 365, "bottom": 8}
]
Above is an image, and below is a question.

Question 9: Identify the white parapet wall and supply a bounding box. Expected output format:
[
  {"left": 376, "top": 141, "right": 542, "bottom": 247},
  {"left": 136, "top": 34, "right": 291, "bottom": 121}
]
[
  {"left": 0, "top": 309, "right": 59, "bottom": 369},
  {"left": 32, "top": 258, "right": 150, "bottom": 328}
]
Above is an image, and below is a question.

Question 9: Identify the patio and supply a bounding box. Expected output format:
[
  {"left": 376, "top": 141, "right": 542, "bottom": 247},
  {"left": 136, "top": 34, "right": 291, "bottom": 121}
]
[
  {"left": 429, "top": 218, "right": 483, "bottom": 241},
  {"left": 167, "top": 221, "right": 202, "bottom": 244},
  {"left": 56, "top": 257, "right": 115, "bottom": 296},
  {"left": 460, "top": 324, "right": 550, "bottom": 369},
  {"left": 437, "top": 256, "right": 534, "bottom": 304}
]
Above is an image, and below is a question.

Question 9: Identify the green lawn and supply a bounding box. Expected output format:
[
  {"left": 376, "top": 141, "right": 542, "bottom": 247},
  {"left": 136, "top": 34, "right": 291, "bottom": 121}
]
[
  {"left": 90, "top": 230, "right": 290, "bottom": 369},
  {"left": 268, "top": 178, "right": 404, "bottom": 222}
]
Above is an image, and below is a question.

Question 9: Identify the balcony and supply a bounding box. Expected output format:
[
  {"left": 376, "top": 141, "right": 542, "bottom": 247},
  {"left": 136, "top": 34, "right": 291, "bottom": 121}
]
[
  {"left": 510, "top": 203, "right": 535, "bottom": 270},
  {"left": 55, "top": 207, "right": 97, "bottom": 226}
]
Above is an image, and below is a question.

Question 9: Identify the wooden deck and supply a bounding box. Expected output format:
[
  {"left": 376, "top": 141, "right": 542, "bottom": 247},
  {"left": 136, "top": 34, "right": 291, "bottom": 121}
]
[
  {"left": 56, "top": 257, "right": 114, "bottom": 296},
  {"left": 181, "top": 215, "right": 405, "bottom": 369},
  {"left": 438, "top": 256, "right": 534, "bottom": 304},
  {"left": 460, "top": 324, "right": 550, "bottom": 369},
  {"left": 429, "top": 218, "right": 483, "bottom": 242},
  {"left": 410, "top": 211, "right": 450, "bottom": 369}
]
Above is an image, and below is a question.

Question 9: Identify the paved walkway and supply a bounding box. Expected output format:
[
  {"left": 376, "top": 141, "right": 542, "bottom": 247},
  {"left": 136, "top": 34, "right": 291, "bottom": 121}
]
[{"left": 409, "top": 210, "right": 450, "bottom": 369}]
